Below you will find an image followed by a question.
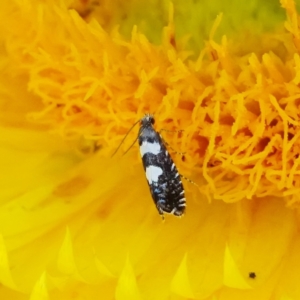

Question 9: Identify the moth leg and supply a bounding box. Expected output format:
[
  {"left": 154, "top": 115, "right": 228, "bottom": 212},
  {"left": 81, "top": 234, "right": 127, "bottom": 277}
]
[
  {"left": 159, "top": 135, "right": 186, "bottom": 157},
  {"left": 180, "top": 174, "right": 199, "bottom": 187},
  {"left": 159, "top": 128, "right": 185, "bottom": 153},
  {"left": 156, "top": 199, "right": 166, "bottom": 220}
]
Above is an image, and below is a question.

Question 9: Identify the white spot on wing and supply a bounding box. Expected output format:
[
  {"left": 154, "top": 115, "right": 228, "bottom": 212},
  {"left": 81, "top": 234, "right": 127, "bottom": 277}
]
[
  {"left": 140, "top": 141, "right": 161, "bottom": 157},
  {"left": 146, "top": 166, "right": 163, "bottom": 184}
]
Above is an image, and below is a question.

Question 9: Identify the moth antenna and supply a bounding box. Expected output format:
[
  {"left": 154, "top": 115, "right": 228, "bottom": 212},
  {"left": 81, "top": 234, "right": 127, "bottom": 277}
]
[
  {"left": 111, "top": 118, "right": 140, "bottom": 157},
  {"left": 123, "top": 128, "right": 144, "bottom": 155}
]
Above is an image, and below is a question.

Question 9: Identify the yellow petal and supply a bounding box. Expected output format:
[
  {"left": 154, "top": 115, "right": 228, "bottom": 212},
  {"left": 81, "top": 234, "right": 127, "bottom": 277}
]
[
  {"left": 30, "top": 272, "right": 49, "bottom": 300},
  {"left": 95, "top": 256, "right": 115, "bottom": 279},
  {"left": 170, "top": 253, "right": 195, "bottom": 298},
  {"left": 115, "top": 256, "right": 141, "bottom": 300},
  {"left": 223, "top": 244, "right": 252, "bottom": 289},
  {"left": 0, "top": 234, "right": 17, "bottom": 290},
  {"left": 279, "top": 295, "right": 294, "bottom": 300},
  {"left": 57, "top": 228, "right": 77, "bottom": 276}
]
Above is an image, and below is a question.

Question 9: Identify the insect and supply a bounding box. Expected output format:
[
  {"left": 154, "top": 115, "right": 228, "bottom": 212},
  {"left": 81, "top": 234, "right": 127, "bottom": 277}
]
[
  {"left": 249, "top": 272, "right": 256, "bottom": 279},
  {"left": 113, "top": 114, "right": 186, "bottom": 218}
]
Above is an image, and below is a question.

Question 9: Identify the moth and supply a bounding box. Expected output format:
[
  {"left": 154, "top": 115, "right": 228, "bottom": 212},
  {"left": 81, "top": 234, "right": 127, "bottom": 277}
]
[{"left": 113, "top": 114, "right": 185, "bottom": 217}]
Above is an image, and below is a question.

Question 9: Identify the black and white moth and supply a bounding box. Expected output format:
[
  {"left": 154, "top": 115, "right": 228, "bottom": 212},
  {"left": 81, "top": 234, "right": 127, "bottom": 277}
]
[
  {"left": 113, "top": 114, "right": 186, "bottom": 217},
  {"left": 138, "top": 114, "right": 185, "bottom": 217}
]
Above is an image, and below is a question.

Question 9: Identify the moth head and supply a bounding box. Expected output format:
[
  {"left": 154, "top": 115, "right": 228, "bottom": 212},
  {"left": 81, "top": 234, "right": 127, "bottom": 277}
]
[{"left": 141, "top": 114, "right": 155, "bottom": 127}]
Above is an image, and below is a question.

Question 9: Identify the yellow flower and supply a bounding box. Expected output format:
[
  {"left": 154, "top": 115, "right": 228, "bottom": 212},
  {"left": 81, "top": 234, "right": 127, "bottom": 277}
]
[{"left": 0, "top": 0, "right": 300, "bottom": 299}]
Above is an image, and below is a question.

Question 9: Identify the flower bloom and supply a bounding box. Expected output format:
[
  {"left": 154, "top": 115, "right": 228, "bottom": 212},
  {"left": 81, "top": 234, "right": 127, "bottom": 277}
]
[{"left": 0, "top": 0, "right": 300, "bottom": 299}]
